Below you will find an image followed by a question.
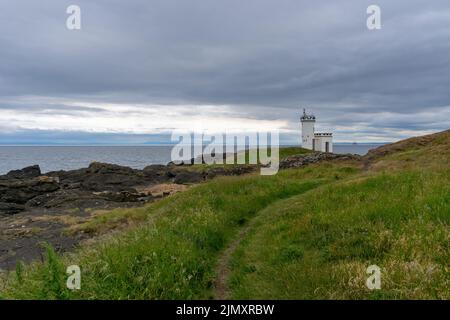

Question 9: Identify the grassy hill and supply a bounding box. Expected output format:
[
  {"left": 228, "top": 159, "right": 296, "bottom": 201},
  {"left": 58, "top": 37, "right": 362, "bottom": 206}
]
[{"left": 0, "top": 131, "right": 448, "bottom": 299}]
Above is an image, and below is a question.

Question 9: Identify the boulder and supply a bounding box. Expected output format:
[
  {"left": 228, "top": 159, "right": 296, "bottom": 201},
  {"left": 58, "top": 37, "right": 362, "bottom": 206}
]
[
  {"left": 87, "top": 162, "right": 138, "bottom": 175},
  {"left": 48, "top": 162, "right": 145, "bottom": 192},
  {"left": 0, "top": 176, "right": 60, "bottom": 205},
  {"left": 173, "top": 171, "right": 205, "bottom": 184},
  {"left": 1, "top": 165, "right": 41, "bottom": 180},
  {"left": 25, "top": 189, "right": 87, "bottom": 208},
  {"left": 142, "top": 165, "right": 170, "bottom": 183}
]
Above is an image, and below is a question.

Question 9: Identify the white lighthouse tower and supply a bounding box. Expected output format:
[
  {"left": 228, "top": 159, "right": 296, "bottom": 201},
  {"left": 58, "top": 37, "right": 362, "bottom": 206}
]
[
  {"left": 300, "top": 108, "right": 315, "bottom": 150},
  {"left": 300, "top": 108, "right": 333, "bottom": 153}
]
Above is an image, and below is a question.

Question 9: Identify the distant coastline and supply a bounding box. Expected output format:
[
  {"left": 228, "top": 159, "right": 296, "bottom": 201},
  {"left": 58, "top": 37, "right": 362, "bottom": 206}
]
[{"left": 0, "top": 144, "right": 385, "bottom": 174}]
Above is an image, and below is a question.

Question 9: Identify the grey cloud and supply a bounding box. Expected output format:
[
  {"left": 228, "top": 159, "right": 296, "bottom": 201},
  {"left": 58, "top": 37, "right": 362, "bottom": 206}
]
[
  {"left": 0, "top": 101, "right": 106, "bottom": 114},
  {"left": 0, "top": 0, "right": 449, "bottom": 143}
]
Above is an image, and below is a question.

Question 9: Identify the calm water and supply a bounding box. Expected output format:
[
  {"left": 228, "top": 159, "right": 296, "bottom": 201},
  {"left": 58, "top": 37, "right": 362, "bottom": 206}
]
[{"left": 0, "top": 144, "right": 383, "bottom": 174}]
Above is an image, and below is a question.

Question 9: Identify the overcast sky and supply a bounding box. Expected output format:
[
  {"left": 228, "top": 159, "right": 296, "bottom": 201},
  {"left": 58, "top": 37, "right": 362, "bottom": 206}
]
[{"left": 1, "top": 0, "right": 449, "bottom": 144}]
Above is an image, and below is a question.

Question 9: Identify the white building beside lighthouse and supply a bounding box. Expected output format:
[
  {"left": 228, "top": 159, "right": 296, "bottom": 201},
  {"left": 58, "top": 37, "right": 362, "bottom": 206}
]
[{"left": 300, "top": 109, "right": 333, "bottom": 153}]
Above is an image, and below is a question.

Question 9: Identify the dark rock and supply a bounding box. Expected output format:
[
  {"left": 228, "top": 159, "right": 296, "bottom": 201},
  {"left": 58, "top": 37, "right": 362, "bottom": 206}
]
[
  {"left": 280, "top": 152, "right": 361, "bottom": 169},
  {"left": 88, "top": 162, "right": 137, "bottom": 175},
  {"left": 1, "top": 165, "right": 41, "bottom": 180},
  {"left": 1, "top": 159, "right": 258, "bottom": 215},
  {"left": 0, "top": 202, "right": 25, "bottom": 215},
  {"left": 92, "top": 190, "right": 141, "bottom": 202},
  {"left": 227, "top": 165, "right": 256, "bottom": 176},
  {"left": 25, "top": 189, "right": 85, "bottom": 208},
  {"left": 143, "top": 164, "right": 166, "bottom": 175},
  {"left": 0, "top": 176, "right": 60, "bottom": 205},
  {"left": 25, "top": 189, "right": 117, "bottom": 209},
  {"left": 166, "top": 170, "right": 177, "bottom": 178},
  {"left": 205, "top": 165, "right": 256, "bottom": 179},
  {"left": 65, "top": 182, "right": 82, "bottom": 189},
  {"left": 142, "top": 165, "right": 170, "bottom": 183},
  {"left": 48, "top": 162, "right": 145, "bottom": 192},
  {"left": 173, "top": 171, "right": 205, "bottom": 184}
]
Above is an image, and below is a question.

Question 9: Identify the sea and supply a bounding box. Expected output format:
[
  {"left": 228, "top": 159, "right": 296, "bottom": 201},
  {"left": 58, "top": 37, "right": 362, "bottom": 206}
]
[{"left": 0, "top": 144, "right": 383, "bottom": 175}]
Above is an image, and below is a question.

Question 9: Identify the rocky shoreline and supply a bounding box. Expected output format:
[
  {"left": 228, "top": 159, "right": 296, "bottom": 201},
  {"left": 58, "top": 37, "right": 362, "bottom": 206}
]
[
  {"left": 0, "top": 162, "right": 257, "bottom": 216},
  {"left": 0, "top": 152, "right": 359, "bottom": 270},
  {"left": 0, "top": 161, "right": 258, "bottom": 270}
]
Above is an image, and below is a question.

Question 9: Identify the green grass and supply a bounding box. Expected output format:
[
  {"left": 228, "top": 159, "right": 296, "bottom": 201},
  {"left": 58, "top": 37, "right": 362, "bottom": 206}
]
[
  {"left": 0, "top": 140, "right": 448, "bottom": 300},
  {"left": 277, "top": 146, "right": 311, "bottom": 159},
  {"left": 0, "top": 163, "right": 357, "bottom": 299},
  {"left": 228, "top": 168, "right": 449, "bottom": 299},
  {"left": 186, "top": 146, "right": 311, "bottom": 168}
]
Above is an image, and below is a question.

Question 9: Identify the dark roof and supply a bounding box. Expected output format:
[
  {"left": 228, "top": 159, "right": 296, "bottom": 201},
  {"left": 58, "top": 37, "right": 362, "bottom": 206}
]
[{"left": 300, "top": 108, "right": 315, "bottom": 121}]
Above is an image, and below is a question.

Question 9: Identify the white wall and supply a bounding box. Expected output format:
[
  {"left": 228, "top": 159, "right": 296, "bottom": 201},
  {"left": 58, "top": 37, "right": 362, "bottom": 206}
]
[
  {"left": 322, "top": 136, "right": 333, "bottom": 153},
  {"left": 301, "top": 120, "right": 315, "bottom": 150},
  {"left": 320, "top": 136, "right": 333, "bottom": 152},
  {"left": 313, "top": 135, "right": 333, "bottom": 152}
]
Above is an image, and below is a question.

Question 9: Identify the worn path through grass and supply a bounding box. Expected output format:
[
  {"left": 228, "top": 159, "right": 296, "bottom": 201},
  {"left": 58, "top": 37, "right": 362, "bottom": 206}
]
[{"left": 1, "top": 163, "right": 358, "bottom": 299}]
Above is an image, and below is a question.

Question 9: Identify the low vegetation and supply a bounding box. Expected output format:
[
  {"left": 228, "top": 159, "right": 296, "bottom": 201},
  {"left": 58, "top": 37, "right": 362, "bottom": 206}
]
[
  {"left": 229, "top": 169, "right": 449, "bottom": 299},
  {"left": 0, "top": 132, "right": 448, "bottom": 299}
]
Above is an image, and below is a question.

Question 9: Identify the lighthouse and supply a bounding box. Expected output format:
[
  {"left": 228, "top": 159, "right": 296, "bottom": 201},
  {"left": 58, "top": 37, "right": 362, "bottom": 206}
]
[
  {"left": 300, "top": 109, "right": 333, "bottom": 153},
  {"left": 300, "top": 108, "right": 315, "bottom": 150}
]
